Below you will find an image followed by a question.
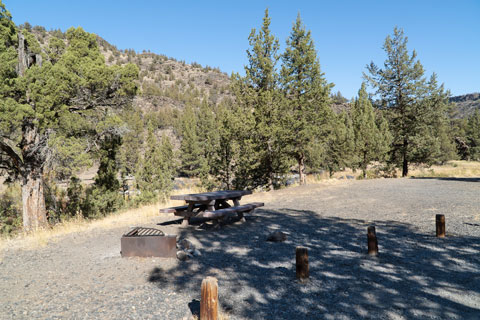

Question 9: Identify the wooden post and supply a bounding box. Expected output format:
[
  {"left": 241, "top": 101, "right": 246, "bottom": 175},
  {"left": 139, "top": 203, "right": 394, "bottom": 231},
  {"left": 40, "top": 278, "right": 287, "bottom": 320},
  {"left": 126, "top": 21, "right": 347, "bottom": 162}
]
[
  {"left": 367, "top": 226, "right": 378, "bottom": 255},
  {"left": 296, "top": 246, "right": 309, "bottom": 280},
  {"left": 200, "top": 276, "right": 218, "bottom": 320},
  {"left": 436, "top": 214, "right": 445, "bottom": 238}
]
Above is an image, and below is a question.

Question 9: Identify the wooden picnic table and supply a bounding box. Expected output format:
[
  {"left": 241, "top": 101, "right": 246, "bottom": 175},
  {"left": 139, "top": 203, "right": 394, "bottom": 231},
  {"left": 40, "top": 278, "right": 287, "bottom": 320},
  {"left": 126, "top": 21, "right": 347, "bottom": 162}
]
[{"left": 161, "top": 190, "right": 263, "bottom": 226}]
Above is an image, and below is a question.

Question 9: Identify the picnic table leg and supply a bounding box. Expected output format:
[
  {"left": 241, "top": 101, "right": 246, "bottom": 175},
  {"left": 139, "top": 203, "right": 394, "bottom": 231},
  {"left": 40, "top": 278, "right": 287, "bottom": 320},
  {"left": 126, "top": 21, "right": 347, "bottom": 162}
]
[
  {"left": 232, "top": 197, "right": 246, "bottom": 221},
  {"left": 207, "top": 200, "right": 215, "bottom": 211},
  {"left": 181, "top": 202, "right": 195, "bottom": 227}
]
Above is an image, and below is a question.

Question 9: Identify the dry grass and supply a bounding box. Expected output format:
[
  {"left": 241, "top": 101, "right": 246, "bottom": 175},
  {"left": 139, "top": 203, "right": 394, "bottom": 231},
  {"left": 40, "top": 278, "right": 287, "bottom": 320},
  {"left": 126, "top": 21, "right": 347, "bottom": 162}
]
[
  {"left": 2, "top": 161, "right": 478, "bottom": 254},
  {"left": 409, "top": 160, "right": 480, "bottom": 178},
  {"left": 0, "top": 185, "right": 203, "bottom": 253}
]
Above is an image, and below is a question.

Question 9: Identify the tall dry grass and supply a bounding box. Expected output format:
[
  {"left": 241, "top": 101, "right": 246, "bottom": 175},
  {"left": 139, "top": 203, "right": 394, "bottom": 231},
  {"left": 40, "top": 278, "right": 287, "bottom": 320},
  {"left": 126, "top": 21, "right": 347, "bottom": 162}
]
[
  {"left": 0, "top": 184, "right": 202, "bottom": 253},
  {"left": 408, "top": 160, "right": 480, "bottom": 178}
]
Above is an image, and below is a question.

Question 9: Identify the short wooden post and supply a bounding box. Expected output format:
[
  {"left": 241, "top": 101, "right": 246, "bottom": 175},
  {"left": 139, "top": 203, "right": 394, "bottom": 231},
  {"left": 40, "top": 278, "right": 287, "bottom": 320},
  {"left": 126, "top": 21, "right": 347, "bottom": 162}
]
[
  {"left": 436, "top": 214, "right": 445, "bottom": 238},
  {"left": 200, "top": 276, "right": 218, "bottom": 320},
  {"left": 296, "top": 246, "right": 309, "bottom": 280},
  {"left": 367, "top": 226, "right": 378, "bottom": 255}
]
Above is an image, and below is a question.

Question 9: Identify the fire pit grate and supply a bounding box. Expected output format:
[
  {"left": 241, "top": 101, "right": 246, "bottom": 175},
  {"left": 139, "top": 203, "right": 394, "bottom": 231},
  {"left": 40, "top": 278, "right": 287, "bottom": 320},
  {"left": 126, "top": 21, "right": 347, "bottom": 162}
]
[
  {"left": 124, "top": 227, "right": 165, "bottom": 237},
  {"left": 121, "top": 227, "right": 176, "bottom": 258}
]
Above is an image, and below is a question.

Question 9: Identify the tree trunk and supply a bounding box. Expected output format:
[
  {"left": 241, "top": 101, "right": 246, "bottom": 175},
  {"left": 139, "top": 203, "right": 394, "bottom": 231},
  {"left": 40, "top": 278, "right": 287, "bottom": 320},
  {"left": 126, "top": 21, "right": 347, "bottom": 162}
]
[
  {"left": 22, "top": 171, "right": 48, "bottom": 231},
  {"left": 21, "top": 119, "right": 48, "bottom": 231},
  {"left": 298, "top": 156, "right": 306, "bottom": 185},
  {"left": 402, "top": 139, "right": 408, "bottom": 177}
]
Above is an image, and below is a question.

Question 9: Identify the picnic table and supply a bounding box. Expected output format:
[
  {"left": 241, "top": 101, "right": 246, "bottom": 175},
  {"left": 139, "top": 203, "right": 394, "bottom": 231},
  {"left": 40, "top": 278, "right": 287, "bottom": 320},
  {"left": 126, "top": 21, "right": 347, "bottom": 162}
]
[{"left": 160, "top": 190, "right": 264, "bottom": 226}]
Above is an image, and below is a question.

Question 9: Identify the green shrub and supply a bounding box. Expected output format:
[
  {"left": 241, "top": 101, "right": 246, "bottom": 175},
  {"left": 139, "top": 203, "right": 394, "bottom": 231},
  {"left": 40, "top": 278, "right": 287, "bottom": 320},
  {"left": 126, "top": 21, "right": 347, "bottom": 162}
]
[{"left": 0, "top": 184, "right": 22, "bottom": 236}]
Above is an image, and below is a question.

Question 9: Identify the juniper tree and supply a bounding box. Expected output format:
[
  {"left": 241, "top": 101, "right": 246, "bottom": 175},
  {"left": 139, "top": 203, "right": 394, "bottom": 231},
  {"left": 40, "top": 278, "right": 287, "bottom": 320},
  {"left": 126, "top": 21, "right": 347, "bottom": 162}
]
[
  {"left": 0, "top": 1, "right": 138, "bottom": 230},
  {"left": 280, "top": 14, "right": 334, "bottom": 184}
]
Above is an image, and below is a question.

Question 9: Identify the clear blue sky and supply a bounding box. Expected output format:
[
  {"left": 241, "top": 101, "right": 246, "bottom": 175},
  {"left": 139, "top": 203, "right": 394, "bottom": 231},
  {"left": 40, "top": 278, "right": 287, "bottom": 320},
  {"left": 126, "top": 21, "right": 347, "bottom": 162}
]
[{"left": 4, "top": 0, "right": 479, "bottom": 98}]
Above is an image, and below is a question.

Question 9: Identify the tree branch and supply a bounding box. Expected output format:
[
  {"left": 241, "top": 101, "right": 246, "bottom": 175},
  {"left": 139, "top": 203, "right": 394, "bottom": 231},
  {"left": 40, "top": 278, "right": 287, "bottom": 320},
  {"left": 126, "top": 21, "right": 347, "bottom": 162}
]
[{"left": 0, "top": 139, "right": 22, "bottom": 171}]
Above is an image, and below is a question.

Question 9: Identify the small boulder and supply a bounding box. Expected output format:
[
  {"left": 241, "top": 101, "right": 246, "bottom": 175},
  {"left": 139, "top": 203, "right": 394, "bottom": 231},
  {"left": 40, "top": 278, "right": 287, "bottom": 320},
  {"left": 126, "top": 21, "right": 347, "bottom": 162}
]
[
  {"left": 267, "top": 231, "right": 287, "bottom": 242},
  {"left": 177, "top": 250, "right": 189, "bottom": 261},
  {"left": 178, "top": 239, "right": 195, "bottom": 251}
]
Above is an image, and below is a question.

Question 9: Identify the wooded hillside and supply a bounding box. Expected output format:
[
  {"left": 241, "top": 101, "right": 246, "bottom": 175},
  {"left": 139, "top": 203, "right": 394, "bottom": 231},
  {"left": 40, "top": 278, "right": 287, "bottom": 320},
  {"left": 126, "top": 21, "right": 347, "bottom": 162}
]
[{"left": 1, "top": 3, "right": 479, "bottom": 235}]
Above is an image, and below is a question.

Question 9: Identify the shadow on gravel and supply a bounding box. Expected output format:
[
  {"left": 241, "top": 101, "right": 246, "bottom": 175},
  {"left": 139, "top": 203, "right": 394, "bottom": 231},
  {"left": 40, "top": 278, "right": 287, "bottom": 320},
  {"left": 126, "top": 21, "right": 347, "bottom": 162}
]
[
  {"left": 148, "top": 208, "right": 480, "bottom": 319},
  {"left": 411, "top": 177, "right": 480, "bottom": 183}
]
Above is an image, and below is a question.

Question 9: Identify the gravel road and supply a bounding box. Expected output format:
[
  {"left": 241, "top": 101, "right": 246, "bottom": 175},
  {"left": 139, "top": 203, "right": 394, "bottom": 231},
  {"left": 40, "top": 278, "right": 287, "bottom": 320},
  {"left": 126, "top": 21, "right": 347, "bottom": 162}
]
[{"left": 1, "top": 177, "right": 480, "bottom": 319}]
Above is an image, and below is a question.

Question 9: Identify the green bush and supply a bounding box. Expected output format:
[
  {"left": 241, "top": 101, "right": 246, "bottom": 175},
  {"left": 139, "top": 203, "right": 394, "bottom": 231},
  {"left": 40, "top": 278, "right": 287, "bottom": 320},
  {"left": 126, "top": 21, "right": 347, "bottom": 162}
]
[
  {"left": 0, "top": 184, "right": 22, "bottom": 236},
  {"left": 81, "top": 186, "right": 124, "bottom": 218}
]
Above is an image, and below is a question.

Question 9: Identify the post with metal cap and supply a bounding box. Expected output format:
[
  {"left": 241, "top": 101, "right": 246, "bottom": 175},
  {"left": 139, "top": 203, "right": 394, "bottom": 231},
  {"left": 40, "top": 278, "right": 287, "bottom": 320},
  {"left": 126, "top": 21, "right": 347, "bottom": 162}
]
[
  {"left": 367, "top": 226, "right": 378, "bottom": 255},
  {"left": 436, "top": 214, "right": 445, "bottom": 238},
  {"left": 296, "top": 246, "right": 309, "bottom": 280},
  {"left": 200, "top": 276, "right": 218, "bottom": 320}
]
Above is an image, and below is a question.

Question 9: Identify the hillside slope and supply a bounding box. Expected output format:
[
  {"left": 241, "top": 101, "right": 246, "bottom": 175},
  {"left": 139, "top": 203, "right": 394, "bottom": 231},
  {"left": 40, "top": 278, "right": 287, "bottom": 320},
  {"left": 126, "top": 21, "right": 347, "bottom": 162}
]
[{"left": 450, "top": 93, "right": 480, "bottom": 118}]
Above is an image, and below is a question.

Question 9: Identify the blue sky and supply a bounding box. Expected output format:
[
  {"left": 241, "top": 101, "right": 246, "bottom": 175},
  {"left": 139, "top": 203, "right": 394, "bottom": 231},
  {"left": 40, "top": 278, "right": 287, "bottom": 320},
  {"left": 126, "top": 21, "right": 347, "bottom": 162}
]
[{"left": 4, "top": 0, "right": 479, "bottom": 98}]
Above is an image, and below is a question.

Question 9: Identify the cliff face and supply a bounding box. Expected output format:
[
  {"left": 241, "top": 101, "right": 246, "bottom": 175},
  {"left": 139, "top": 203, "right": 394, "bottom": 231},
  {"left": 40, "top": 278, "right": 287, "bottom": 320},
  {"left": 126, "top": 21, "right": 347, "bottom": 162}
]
[
  {"left": 450, "top": 93, "right": 480, "bottom": 118},
  {"left": 16, "top": 32, "right": 42, "bottom": 77}
]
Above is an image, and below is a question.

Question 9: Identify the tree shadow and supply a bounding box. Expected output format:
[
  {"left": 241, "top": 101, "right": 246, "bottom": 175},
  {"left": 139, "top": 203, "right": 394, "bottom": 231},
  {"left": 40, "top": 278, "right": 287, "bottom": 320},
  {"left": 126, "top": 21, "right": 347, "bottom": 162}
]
[
  {"left": 148, "top": 208, "right": 480, "bottom": 319},
  {"left": 411, "top": 177, "right": 480, "bottom": 183}
]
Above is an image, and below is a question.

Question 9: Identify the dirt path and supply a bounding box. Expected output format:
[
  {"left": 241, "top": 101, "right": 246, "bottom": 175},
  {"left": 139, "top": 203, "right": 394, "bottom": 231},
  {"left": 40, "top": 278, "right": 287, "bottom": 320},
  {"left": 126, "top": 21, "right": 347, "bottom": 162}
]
[{"left": 1, "top": 178, "right": 480, "bottom": 319}]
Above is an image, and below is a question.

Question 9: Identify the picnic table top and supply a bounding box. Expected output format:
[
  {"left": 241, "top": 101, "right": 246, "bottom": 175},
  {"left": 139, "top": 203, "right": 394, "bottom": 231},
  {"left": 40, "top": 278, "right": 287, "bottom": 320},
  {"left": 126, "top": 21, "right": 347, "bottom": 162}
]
[{"left": 170, "top": 190, "right": 252, "bottom": 202}]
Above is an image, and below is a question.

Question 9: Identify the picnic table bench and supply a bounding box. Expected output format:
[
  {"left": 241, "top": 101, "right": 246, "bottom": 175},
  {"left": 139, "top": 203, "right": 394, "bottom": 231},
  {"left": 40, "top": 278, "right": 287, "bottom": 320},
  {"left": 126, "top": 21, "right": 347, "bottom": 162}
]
[{"left": 160, "top": 190, "right": 263, "bottom": 226}]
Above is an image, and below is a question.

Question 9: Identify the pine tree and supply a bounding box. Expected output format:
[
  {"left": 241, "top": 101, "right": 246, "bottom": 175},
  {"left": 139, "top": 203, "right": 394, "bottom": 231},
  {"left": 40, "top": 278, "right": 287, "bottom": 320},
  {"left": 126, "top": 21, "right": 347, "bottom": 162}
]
[
  {"left": 196, "top": 98, "right": 219, "bottom": 190},
  {"left": 423, "top": 74, "right": 457, "bottom": 163},
  {"left": 352, "top": 83, "right": 391, "bottom": 178},
  {"left": 210, "top": 100, "right": 237, "bottom": 189},
  {"left": 365, "top": 27, "right": 452, "bottom": 176},
  {"left": 323, "top": 111, "right": 355, "bottom": 177},
  {"left": 179, "top": 105, "right": 206, "bottom": 178},
  {"left": 137, "top": 124, "right": 174, "bottom": 203},
  {"left": 280, "top": 14, "right": 334, "bottom": 184},
  {"left": 466, "top": 110, "right": 480, "bottom": 160},
  {"left": 118, "top": 108, "right": 144, "bottom": 177},
  {"left": 232, "top": 8, "right": 289, "bottom": 190}
]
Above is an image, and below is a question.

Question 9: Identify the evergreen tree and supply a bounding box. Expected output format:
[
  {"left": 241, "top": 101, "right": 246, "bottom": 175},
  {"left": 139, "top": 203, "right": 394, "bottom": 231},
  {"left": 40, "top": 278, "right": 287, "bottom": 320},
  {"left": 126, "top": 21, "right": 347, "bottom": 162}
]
[
  {"left": 323, "top": 111, "right": 355, "bottom": 177},
  {"left": 0, "top": 1, "right": 138, "bottom": 230},
  {"left": 196, "top": 98, "right": 219, "bottom": 190},
  {"left": 137, "top": 124, "right": 174, "bottom": 203},
  {"left": 423, "top": 74, "right": 457, "bottom": 163},
  {"left": 179, "top": 105, "right": 206, "bottom": 177},
  {"left": 365, "top": 27, "right": 453, "bottom": 176},
  {"left": 280, "top": 14, "right": 334, "bottom": 184},
  {"left": 466, "top": 110, "right": 480, "bottom": 160},
  {"left": 232, "top": 9, "right": 289, "bottom": 190},
  {"left": 118, "top": 108, "right": 144, "bottom": 177},
  {"left": 210, "top": 99, "right": 238, "bottom": 189},
  {"left": 82, "top": 134, "right": 124, "bottom": 217},
  {"left": 352, "top": 83, "right": 391, "bottom": 178}
]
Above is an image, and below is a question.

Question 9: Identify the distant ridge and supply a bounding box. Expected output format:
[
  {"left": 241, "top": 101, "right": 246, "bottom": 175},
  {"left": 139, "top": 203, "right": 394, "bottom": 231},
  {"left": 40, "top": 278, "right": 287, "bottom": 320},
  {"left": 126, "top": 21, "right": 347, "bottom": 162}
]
[{"left": 450, "top": 93, "right": 480, "bottom": 118}]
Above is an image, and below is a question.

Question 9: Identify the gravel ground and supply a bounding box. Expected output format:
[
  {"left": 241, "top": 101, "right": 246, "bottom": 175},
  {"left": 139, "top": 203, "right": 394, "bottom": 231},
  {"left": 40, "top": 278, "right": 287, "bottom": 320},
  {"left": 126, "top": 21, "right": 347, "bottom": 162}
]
[{"left": 1, "top": 177, "right": 480, "bottom": 319}]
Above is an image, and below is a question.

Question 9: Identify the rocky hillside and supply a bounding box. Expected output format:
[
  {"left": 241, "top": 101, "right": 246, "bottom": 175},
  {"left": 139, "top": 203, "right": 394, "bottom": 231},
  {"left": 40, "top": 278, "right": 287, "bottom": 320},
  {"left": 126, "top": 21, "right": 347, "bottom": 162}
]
[
  {"left": 450, "top": 93, "right": 480, "bottom": 118},
  {"left": 96, "top": 36, "right": 232, "bottom": 112},
  {"left": 27, "top": 25, "right": 232, "bottom": 114}
]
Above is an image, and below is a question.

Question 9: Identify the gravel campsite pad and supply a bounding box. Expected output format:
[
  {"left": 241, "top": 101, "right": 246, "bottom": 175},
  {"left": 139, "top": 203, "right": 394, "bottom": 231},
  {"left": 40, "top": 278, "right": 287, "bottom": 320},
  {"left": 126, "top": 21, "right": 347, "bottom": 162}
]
[{"left": 1, "top": 178, "right": 480, "bottom": 319}]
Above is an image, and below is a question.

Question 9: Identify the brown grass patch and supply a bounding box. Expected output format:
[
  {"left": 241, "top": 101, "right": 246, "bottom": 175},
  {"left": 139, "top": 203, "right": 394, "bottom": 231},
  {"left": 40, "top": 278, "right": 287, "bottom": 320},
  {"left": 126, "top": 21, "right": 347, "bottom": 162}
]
[
  {"left": 0, "top": 185, "right": 203, "bottom": 253},
  {"left": 409, "top": 160, "right": 480, "bottom": 178}
]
